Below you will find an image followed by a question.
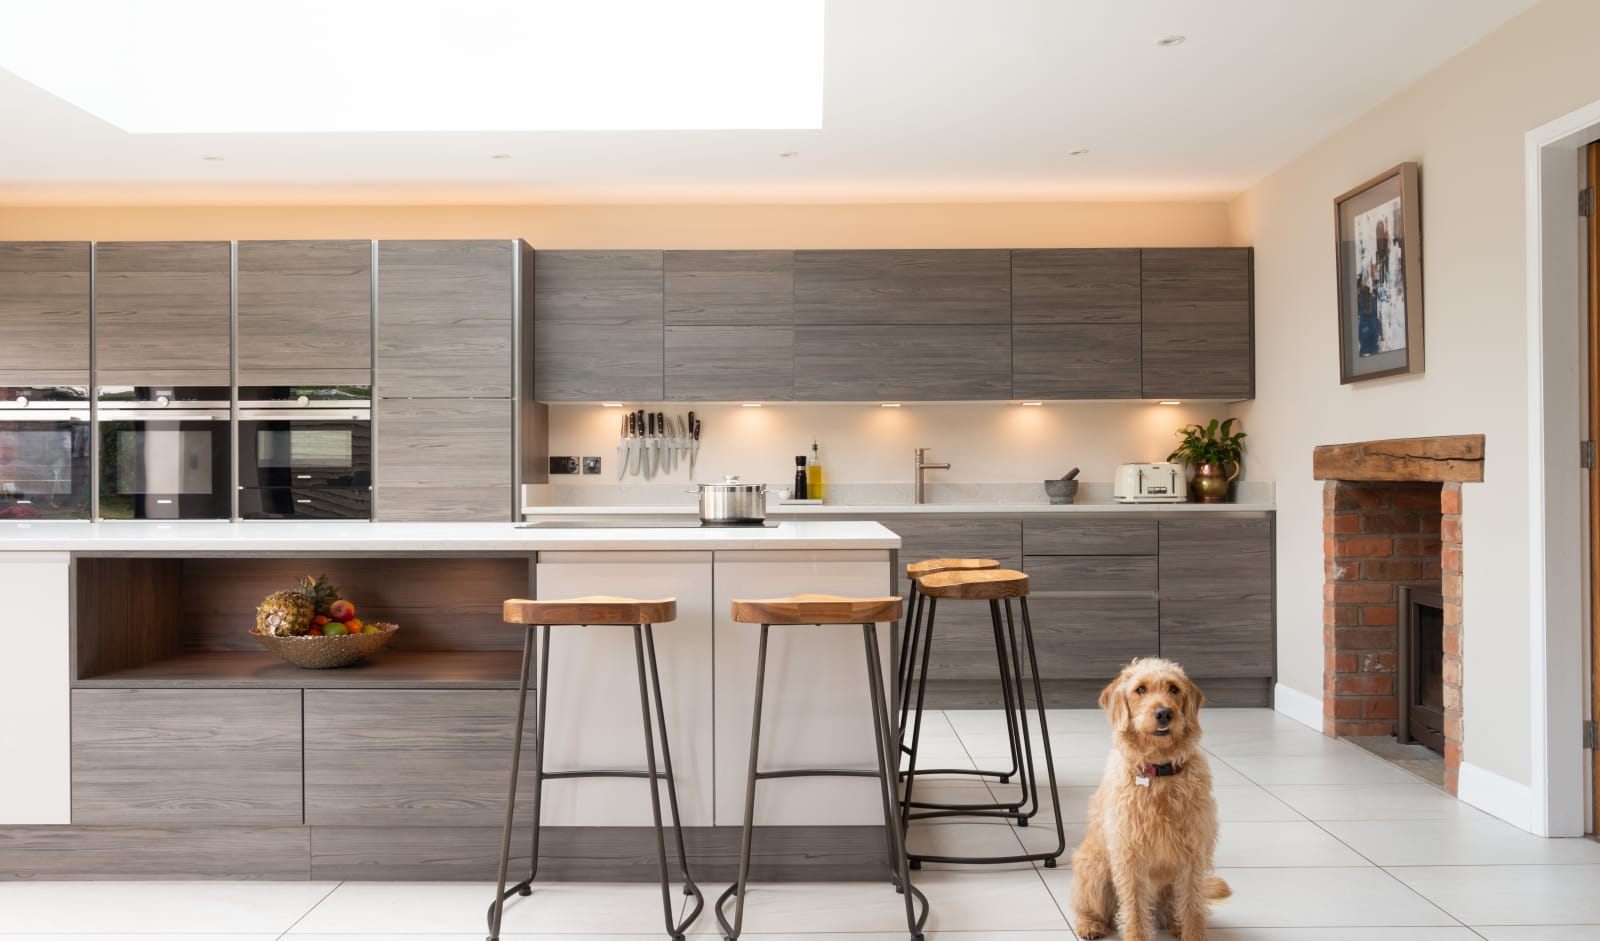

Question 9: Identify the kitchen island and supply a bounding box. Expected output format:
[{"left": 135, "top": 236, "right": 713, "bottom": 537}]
[{"left": 0, "top": 520, "right": 900, "bottom": 881}]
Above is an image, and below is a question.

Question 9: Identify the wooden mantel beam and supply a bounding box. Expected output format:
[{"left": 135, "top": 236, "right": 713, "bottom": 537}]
[{"left": 1312, "top": 434, "right": 1485, "bottom": 483}]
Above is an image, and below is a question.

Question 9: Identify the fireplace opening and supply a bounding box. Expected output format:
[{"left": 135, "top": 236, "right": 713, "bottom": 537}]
[{"left": 1397, "top": 585, "right": 1445, "bottom": 754}]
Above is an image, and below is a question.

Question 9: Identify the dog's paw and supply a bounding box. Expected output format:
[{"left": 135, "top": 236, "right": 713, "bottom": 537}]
[{"left": 1074, "top": 917, "right": 1109, "bottom": 940}]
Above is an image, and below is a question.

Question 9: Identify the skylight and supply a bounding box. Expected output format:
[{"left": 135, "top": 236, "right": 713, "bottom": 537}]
[{"left": 0, "top": 0, "right": 824, "bottom": 133}]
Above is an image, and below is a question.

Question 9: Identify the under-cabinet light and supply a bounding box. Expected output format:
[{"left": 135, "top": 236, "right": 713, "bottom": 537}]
[
  {"left": 742, "top": 403, "right": 763, "bottom": 408},
  {"left": 601, "top": 403, "right": 624, "bottom": 407},
  {"left": 880, "top": 403, "right": 902, "bottom": 408},
  {"left": 1159, "top": 400, "right": 1182, "bottom": 406},
  {"left": 1020, "top": 401, "right": 1043, "bottom": 406},
  {"left": 0, "top": 1, "right": 824, "bottom": 133}
]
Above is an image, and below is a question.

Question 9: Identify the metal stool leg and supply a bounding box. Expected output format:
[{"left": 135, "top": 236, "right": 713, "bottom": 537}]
[
  {"left": 899, "top": 597, "right": 938, "bottom": 831},
  {"left": 714, "top": 623, "right": 770, "bottom": 940},
  {"left": 863, "top": 623, "right": 929, "bottom": 940},
  {"left": 644, "top": 624, "right": 705, "bottom": 919},
  {"left": 632, "top": 623, "right": 702, "bottom": 939},
  {"left": 1014, "top": 598, "right": 1066, "bottom": 866},
  {"left": 487, "top": 624, "right": 537, "bottom": 941},
  {"left": 895, "top": 588, "right": 924, "bottom": 741},
  {"left": 525, "top": 625, "right": 552, "bottom": 884}
]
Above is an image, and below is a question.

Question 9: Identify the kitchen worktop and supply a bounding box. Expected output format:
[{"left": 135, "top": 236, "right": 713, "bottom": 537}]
[
  {"left": 0, "top": 519, "right": 900, "bottom": 552},
  {"left": 523, "top": 500, "right": 1274, "bottom": 517}
]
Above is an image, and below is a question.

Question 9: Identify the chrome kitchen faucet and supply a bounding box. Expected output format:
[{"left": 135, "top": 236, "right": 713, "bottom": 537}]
[{"left": 913, "top": 447, "right": 950, "bottom": 504}]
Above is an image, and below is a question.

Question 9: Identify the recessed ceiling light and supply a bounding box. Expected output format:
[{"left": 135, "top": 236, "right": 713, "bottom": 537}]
[
  {"left": 200, "top": 155, "right": 224, "bottom": 161},
  {"left": 778, "top": 150, "right": 799, "bottom": 158},
  {"left": 0, "top": 1, "right": 825, "bottom": 133},
  {"left": 1157, "top": 34, "right": 1187, "bottom": 46},
  {"left": 1067, "top": 149, "right": 1089, "bottom": 157},
  {"left": 1159, "top": 400, "right": 1182, "bottom": 406},
  {"left": 489, "top": 153, "right": 512, "bottom": 160}
]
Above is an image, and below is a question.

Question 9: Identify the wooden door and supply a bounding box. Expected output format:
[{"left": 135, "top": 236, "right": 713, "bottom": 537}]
[
  {"left": 237, "top": 240, "right": 372, "bottom": 384},
  {"left": 0, "top": 242, "right": 91, "bottom": 386},
  {"left": 532, "top": 250, "right": 664, "bottom": 401},
  {"left": 1141, "top": 248, "right": 1254, "bottom": 400},
  {"left": 375, "top": 240, "right": 514, "bottom": 399},
  {"left": 93, "top": 241, "right": 232, "bottom": 386},
  {"left": 1587, "top": 139, "right": 1600, "bottom": 835}
]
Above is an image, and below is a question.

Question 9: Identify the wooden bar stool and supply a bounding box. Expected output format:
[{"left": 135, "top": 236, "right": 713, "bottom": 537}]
[
  {"left": 897, "top": 557, "right": 1034, "bottom": 817},
  {"left": 486, "top": 596, "right": 702, "bottom": 941},
  {"left": 901, "top": 570, "right": 1067, "bottom": 868},
  {"left": 716, "top": 594, "right": 929, "bottom": 941}
]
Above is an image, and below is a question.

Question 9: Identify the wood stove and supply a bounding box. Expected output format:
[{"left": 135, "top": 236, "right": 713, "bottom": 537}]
[{"left": 1397, "top": 584, "right": 1445, "bottom": 753}]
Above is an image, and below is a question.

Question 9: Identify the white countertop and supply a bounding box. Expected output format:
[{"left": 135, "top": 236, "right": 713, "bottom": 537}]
[
  {"left": 0, "top": 519, "right": 900, "bottom": 553},
  {"left": 522, "top": 500, "right": 1276, "bottom": 517}
]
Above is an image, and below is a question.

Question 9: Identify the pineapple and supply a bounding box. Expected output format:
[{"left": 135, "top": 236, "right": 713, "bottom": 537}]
[
  {"left": 294, "top": 573, "right": 341, "bottom": 617},
  {"left": 256, "top": 590, "right": 314, "bottom": 636}
]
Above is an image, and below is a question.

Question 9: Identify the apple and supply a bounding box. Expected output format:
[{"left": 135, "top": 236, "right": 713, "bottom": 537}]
[{"left": 328, "top": 600, "right": 356, "bottom": 622}]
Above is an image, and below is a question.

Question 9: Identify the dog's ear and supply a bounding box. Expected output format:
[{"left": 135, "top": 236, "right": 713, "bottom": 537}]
[
  {"left": 1100, "top": 672, "right": 1130, "bottom": 731},
  {"left": 1181, "top": 674, "right": 1205, "bottom": 731}
]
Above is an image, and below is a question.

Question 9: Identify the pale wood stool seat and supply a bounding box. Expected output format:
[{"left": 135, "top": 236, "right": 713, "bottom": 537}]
[
  {"left": 905, "top": 557, "right": 1000, "bottom": 580},
  {"left": 502, "top": 595, "right": 676, "bottom": 626},
  {"left": 729, "top": 593, "right": 902, "bottom": 626},
  {"left": 915, "top": 569, "right": 1029, "bottom": 600}
]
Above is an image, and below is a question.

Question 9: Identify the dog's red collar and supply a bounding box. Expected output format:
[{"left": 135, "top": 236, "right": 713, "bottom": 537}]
[{"left": 1138, "top": 761, "right": 1182, "bottom": 779}]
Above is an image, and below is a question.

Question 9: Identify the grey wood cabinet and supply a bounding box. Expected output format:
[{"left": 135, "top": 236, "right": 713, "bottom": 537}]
[
  {"left": 1157, "top": 516, "right": 1274, "bottom": 678},
  {"left": 665, "top": 250, "right": 793, "bottom": 326},
  {"left": 93, "top": 241, "right": 232, "bottom": 386},
  {"left": 533, "top": 250, "right": 664, "bottom": 401},
  {"left": 1141, "top": 248, "right": 1253, "bottom": 400},
  {"left": 376, "top": 240, "right": 514, "bottom": 399},
  {"left": 794, "top": 250, "right": 1011, "bottom": 326},
  {"left": 71, "top": 688, "right": 303, "bottom": 825},
  {"left": 1023, "top": 555, "right": 1157, "bottom": 593},
  {"left": 303, "top": 690, "right": 536, "bottom": 826},
  {"left": 1012, "top": 323, "right": 1141, "bottom": 399},
  {"left": 0, "top": 242, "right": 91, "bottom": 385},
  {"left": 1024, "top": 518, "right": 1156, "bottom": 555},
  {"left": 1026, "top": 596, "right": 1160, "bottom": 680},
  {"left": 1012, "top": 249, "right": 1140, "bottom": 324},
  {"left": 794, "top": 324, "right": 1010, "bottom": 400},
  {"left": 665, "top": 325, "right": 793, "bottom": 401},
  {"left": 237, "top": 240, "right": 372, "bottom": 384},
  {"left": 375, "top": 398, "right": 513, "bottom": 521}
]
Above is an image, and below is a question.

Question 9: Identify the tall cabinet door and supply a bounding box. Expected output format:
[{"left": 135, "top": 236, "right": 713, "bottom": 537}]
[
  {"left": 533, "top": 251, "right": 665, "bottom": 401},
  {"left": 1141, "top": 248, "right": 1254, "bottom": 400},
  {"left": 237, "top": 240, "right": 372, "bottom": 385},
  {"left": 375, "top": 398, "right": 513, "bottom": 521},
  {"left": 1157, "top": 517, "right": 1273, "bottom": 679},
  {"left": 0, "top": 242, "right": 91, "bottom": 386},
  {"left": 93, "top": 241, "right": 232, "bottom": 386},
  {"left": 1011, "top": 249, "right": 1141, "bottom": 399},
  {"left": 376, "top": 240, "right": 514, "bottom": 399}
]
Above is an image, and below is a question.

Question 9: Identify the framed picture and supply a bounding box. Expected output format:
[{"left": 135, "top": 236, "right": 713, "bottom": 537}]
[{"left": 1334, "top": 162, "right": 1423, "bottom": 383}]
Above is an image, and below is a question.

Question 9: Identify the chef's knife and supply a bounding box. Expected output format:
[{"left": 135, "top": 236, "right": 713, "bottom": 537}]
[
  {"left": 628, "top": 411, "right": 643, "bottom": 476},
  {"left": 656, "top": 411, "right": 667, "bottom": 474},
  {"left": 645, "top": 412, "right": 656, "bottom": 479},
  {"left": 617, "top": 412, "right": 628, "bottom": 479},
  {"left": 676, "top": 415, "right": 687, "bottom": 471},
  {"left": 690, "top": 416, "right": 701, "bottom": 475}
]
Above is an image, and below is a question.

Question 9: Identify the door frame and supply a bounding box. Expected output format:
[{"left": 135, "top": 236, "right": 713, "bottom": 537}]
[
  {"left": 1589, "top": 139, "right": 1599, "bottom": 837},
  {"left": 1525, "top": 99, "right": 1600, "bottom": 837}
]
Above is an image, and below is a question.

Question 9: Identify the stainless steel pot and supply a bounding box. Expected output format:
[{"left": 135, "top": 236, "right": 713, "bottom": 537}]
[{"left": 690, "top": 475, "right": 769, "bottom": 524}]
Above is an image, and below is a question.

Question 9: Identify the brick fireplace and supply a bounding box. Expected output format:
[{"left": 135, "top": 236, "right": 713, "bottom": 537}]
[{"left": 1313, "top": 435, "right": 1483, "bottom": 795}]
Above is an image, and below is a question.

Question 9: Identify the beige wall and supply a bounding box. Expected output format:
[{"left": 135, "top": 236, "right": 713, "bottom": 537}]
[
  {"left": 1230, "top": 0, "right": 1600, "bottom": 794},
  {"left": 0, "top": 200, "right": 1235, "bottom": 247}
]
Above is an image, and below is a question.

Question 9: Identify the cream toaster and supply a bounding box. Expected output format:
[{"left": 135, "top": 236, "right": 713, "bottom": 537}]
[{"left": 1112, "top": 462, "right": 1188, "bottom": 503}]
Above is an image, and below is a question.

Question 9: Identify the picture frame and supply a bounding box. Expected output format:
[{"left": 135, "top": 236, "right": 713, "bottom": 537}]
[{"left": 1334, "top": 162, "right": 1423, "bottom": 383}]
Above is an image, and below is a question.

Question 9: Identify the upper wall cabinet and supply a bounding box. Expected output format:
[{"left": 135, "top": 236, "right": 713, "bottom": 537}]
[
  {"left": 794, "top": 250, "right": 1011, "bottom": 325},
  {"left": 1012, "top": 249, "right": 1142, "bottom": 399},
  {"left": 533, "top": 251, "right": 664, "bottom": 401},
  {"left": 236, "top": 240, "right": 372, "bottom": 385},
  {"left": 93, "top": 241, "right": 231, "bottom": 387},
  {"left": 0, "top": 242, "right": 91, "bottom": 386},
  {"left": 376, "top": 240, "right": 515, "bottom": 399},
  {"left": 1141, "top": 248, "right": 1253, "bottom": 400},
  {"left": 663, "top": 251, "right": 794, "bottom": 400}
]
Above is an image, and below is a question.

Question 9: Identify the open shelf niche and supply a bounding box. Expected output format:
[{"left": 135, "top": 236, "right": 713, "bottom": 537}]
[{"left": 73, "top": 555, "right": 533, "bottom": 688}]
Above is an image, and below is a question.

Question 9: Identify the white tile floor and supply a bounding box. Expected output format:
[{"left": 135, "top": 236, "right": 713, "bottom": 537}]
[{"left": 4, "top": 708, "right": 1599, "bottom": 940}]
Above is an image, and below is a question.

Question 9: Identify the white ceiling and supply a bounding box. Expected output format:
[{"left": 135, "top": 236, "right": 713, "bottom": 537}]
[{"left": 0, "top": 0, "right": 1540, "bottom": 206}]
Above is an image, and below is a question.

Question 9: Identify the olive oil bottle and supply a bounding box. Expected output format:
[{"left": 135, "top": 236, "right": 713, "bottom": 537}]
[{"left": 806, "top": 440, "right": 824, "bottom": 502}]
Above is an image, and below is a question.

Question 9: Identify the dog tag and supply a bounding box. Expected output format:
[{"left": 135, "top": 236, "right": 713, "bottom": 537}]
[{"left": 1135, "top": 775, "right": 1151, "bottom": 787}]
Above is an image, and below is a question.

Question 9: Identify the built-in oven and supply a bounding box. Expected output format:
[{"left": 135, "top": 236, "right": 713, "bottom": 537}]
[
  {"left": 237, "top": 386, "right": 371, "bottom": 520},
  {"left": 0, "top": 387, "right": 92, "bottom": 520},
  {"left": 96, "top": 386, "right": 231, "bottom": 520}
]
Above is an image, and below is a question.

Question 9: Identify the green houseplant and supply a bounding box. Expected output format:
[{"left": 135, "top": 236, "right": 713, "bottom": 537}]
[{"left": 1168, "top": 418, "right": 1246, "bottom": 503}]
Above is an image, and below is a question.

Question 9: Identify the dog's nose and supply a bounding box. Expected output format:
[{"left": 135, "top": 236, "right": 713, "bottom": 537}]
[{"left": 1154, "top": 707, "right": 1173, "bottom": 726}]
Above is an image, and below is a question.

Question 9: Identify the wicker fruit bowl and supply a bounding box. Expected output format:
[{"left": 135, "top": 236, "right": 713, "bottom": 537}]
[{"left": 254, "top": 623, "right": 399, "bottom": 669}]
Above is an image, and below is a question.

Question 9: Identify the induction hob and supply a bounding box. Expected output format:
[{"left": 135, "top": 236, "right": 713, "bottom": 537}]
[{"left": 517, "top": 519, "right": 780, "bottom": 529}]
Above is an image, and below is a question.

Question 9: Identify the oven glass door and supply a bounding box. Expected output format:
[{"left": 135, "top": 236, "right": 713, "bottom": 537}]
[
  {"left": 238, "top": 419, "right": 371, "bottom": 489},
  {"left": 0, "top": 418, "right": 91, "bottom": 519},
  {"left": 98, "top": 418, "right": 231, "bottom": 519}
]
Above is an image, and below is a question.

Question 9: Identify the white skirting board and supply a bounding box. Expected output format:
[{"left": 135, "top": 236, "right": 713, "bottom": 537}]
[
  {"left": 1273, "top": 682, "right": 1323, "bottom": 733},
  {"left": 1458, "top": 761, "right": 1536, "bottom": 834}
]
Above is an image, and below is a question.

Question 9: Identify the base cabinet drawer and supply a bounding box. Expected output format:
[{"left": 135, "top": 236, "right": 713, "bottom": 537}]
[
  {"left": 303, "top": 690, "right": 535, "bottom": 827},
  {"left": 71, "top": 689, "right": 303, "bottom": 825},
  {"left": 1025, "top": 597, "right": 1159, "bottom": 680}
]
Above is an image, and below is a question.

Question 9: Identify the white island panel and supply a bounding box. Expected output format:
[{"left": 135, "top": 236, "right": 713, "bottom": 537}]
[{"left": 0, "top": 552, "right": 70, "bottom": 824}]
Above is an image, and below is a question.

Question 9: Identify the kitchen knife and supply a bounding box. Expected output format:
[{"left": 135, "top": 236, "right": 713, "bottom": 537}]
[
  {"left": 617, "top": 412, "right": 628, "bottom": 479},
  {"left": 676, "top": 415, "right": 688, "bottom": 472},
  {"left": 657, "top": 411, "right": 668, "bottom": 474},
  {"left": 690, "top": 416, "right": 701, "bottom": 475},
  {"left": 686, "top": 412, "right": 695, "bottom": 476},
  {"left": 628, "top": 412, "right": 643, "bottom": 477},
  {"left": 645, "top": 412, "right": 656, "bottom": 480}
]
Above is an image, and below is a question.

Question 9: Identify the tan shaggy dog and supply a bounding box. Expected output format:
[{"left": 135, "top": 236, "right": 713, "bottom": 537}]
[{"left": 1070, "top": 658, "right": 1231, "bottom": 941}]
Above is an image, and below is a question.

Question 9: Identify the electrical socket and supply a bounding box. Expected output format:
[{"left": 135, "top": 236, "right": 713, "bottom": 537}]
[
  {"left": 548, "top": 456, "right": 579, "bottom": 475},
  {"left": 581, "top": 456, "right": 602, "bottom": 475}
]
